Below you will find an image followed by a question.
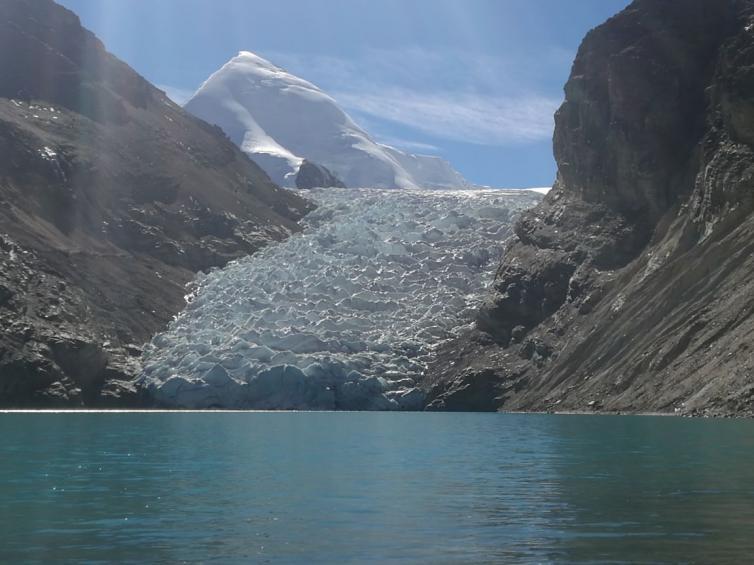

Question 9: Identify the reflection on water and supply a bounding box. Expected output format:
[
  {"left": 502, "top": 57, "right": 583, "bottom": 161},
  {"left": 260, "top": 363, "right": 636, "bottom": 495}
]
[{"left": 1, "top": 413, "right": 753, "bottom": 563}]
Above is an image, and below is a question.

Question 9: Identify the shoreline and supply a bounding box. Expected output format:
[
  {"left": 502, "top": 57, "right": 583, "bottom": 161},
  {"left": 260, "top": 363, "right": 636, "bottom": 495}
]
[{"left": 0, "top": 408, "right": 744, "bottom": 419}]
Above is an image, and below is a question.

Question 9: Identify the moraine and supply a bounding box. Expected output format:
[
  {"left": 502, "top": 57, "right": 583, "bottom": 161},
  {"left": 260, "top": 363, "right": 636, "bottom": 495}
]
[{"left": 140, "top": 188, "right": 541, "bottom": 409}]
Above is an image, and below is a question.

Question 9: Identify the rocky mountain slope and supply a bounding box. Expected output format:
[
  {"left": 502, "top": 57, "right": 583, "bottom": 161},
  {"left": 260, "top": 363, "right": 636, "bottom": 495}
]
[
  {"left": 424, "top": 0, "right": 754, "bottom": 417},
  {"left": 0, "top": 0, "right": 313, "bottom": 406},
  {"left": 184, "top": 51, "right": 470, "bottom": 190}
]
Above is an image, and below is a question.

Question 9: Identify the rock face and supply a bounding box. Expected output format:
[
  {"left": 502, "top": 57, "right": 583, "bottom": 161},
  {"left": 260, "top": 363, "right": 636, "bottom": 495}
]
[
  {"left": 425, "top": 0, "right": 754, "bottom": 417},
  {"left": 0, "top": 0, "right": 313, "bottom": 406},
  {"left": 295, "top": 160, "right": 346, "bottom": 190}
]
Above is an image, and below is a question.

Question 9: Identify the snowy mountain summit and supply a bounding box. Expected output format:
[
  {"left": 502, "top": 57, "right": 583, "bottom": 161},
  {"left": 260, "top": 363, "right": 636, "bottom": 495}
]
[{"left": 184, "top": 51, "right": 470, "bottom": 189}]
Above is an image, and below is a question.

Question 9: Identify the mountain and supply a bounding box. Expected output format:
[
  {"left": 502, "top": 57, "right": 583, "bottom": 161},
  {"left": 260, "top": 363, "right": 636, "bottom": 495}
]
[
  {"left": 184, "top": 51, "right": 470, "bottom": 190},
  {"left": 0, "top": 0, "right": 313, "bottom": 406},
  {"left": 424, "top": 0, "right": 754, "bottom": 416}
]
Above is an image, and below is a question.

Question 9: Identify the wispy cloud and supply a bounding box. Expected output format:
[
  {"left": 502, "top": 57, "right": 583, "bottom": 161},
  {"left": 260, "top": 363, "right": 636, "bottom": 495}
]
[
  {"left": 337, "top": 89, "right": 559, "bottom": 146},
  {"left": 158, "top": 84, "right": 196, "bottom": 106},
  {"left": 267, "top": 46, "right": 572, "bottom": 95},
  {"left": 263, "top": 47, "right": 565, "bottom": 147},
  {"left": 374, "top": 135, "right": 441, "bottom": 154}
]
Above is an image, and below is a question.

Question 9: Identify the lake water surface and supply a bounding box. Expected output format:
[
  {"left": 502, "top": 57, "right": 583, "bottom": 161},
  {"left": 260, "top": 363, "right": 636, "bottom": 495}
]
[{"left": 1, "top": 412, "right": 753, "bottom": 563}]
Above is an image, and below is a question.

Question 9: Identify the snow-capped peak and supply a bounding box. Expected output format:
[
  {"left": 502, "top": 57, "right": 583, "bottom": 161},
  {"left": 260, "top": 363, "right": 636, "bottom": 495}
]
[
  {"left": 234, "top": 50, "right": 280, "bottom": 72},
  {"left": 185, "top": 51, "right": 470, "bottom": 190}
]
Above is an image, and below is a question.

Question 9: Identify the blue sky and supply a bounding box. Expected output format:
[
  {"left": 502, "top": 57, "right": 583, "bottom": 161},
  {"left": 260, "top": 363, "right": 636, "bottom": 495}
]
[{"left": 59, "top": 0, "right": 631, "bottom": 188}]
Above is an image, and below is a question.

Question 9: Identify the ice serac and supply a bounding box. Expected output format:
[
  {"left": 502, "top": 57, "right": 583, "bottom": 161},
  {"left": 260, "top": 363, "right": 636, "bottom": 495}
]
[
  {"left": 141, "top": 189, "right": 542, "bottom": 410},
  {"left": 184, "top": 51, "right": 470, "bottom": 189},
  {"left": 425, "top": 0, "right": 754, "bottom": 417}
]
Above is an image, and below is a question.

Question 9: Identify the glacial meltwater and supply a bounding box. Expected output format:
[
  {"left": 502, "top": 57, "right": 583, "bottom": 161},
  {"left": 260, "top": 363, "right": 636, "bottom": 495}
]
[{"left": 2, "top": 413, "right": 754, "bottom": 564}]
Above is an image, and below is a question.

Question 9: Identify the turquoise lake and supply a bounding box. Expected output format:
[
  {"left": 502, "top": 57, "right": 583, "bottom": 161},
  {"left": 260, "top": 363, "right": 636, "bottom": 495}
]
[{"left": 1, "top": 412, "right": 754, "bottom": 563}]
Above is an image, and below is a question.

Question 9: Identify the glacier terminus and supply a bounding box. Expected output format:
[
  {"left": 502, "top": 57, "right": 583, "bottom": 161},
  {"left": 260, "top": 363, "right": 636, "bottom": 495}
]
[{"left": 141, "top": 188, "right": 542, "bottom": 410}]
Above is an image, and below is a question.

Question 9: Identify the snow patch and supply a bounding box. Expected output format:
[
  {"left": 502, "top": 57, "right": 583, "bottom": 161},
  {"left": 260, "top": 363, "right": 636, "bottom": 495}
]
[{"left": 526, "top": 187, "right": 552, "bottom": 195}]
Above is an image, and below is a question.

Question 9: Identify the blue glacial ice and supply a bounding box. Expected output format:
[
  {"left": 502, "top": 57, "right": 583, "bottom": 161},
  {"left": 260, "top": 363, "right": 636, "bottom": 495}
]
[{"left": 141, "top": 188, "right": 542, "bottom": 410}]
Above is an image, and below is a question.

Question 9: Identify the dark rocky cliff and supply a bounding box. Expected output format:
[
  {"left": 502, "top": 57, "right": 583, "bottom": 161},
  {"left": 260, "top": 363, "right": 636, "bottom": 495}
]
[
  {"left": 295, "top": 160, "right": 346, "bottom": 190},
  {"left": 0, "top": 0, "right": 314, "bottom": 406},
  {"left": 425, "top": 0, "right": 754, "bottom": 417}
]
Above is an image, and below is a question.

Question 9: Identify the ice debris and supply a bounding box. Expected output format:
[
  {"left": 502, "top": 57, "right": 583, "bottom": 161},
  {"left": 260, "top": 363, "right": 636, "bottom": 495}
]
[{"left": 141, "top": 188, "right": 541, "bottom": 409}]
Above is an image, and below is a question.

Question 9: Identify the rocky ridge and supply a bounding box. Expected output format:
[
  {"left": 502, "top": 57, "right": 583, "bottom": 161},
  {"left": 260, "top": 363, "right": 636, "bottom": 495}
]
[
  {"left": 295, "top": 160, "right": 346, "bottom": 190},
  {"left": 425, "top": 0, "right": 754, "bottom": 417},
  {"left": 0, "top": 0, "right": 313, "bottom": 406}
]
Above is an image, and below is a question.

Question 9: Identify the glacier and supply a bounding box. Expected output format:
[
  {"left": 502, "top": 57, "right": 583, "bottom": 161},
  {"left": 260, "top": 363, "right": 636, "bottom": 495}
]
[
  {"left": 184, "top": 51, "right": 469, "bottom": 190},
  {"left": 141, "top": 188, "right": 542, "bottom": 410}
]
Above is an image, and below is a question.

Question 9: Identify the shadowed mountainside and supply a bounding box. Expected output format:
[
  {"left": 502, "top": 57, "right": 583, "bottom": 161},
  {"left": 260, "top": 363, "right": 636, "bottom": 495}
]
[
  {"left": 425, "top": 0, "right": 754, "bottom": 417},
  {"left": 0, "top": 0, "right": 313, "bottom": 406}
]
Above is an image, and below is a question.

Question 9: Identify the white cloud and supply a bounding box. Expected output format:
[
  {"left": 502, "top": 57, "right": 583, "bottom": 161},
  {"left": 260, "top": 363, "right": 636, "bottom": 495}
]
[
  {"left": 375, "top": 135, "right": 441, "bottom": 154},
  {"left": 266, "top": 46, "right": 572, "bottom": 96},
  {"left": 262, "top": 47, "right": 564, "bottom": 147},
  {"left": 157, "top": 84, "right": 196, "bottom": 106},
  {"left": 337, "top": 89, "right": 559, "bottom": 146}
]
